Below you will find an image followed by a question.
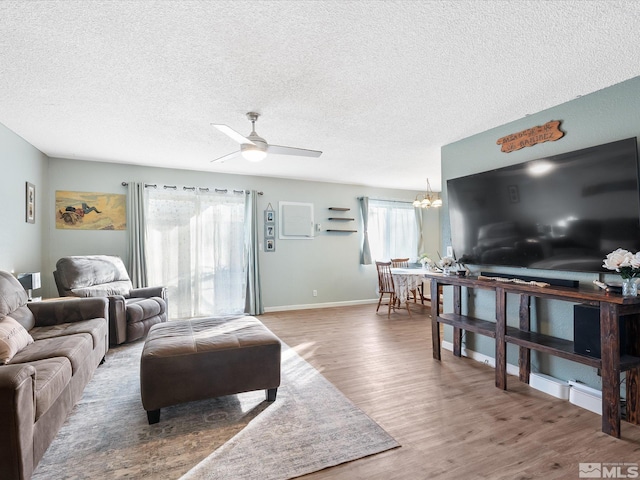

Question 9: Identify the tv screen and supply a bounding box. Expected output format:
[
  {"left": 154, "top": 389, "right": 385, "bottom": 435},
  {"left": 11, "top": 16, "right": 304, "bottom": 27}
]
[{"left": 447, "top": 137, "right": 640, "bottom": 273}]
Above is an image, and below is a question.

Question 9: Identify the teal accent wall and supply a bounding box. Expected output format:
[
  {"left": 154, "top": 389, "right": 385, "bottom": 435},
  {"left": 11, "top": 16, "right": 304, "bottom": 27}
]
[{"left": 440, "top": 75, "right": 640, "bottom": 390}]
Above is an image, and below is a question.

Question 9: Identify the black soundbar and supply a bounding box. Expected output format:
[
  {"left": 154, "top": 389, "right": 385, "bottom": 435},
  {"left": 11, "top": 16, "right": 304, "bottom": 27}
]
[{"left": 479, "top": 271, "right": 578, "bottom": 288}]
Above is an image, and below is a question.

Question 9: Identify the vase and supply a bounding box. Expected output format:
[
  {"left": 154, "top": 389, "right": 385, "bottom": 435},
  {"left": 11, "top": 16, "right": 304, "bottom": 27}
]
[
  {"left": 442, "top": 266, "right": 451, "bottom": 276},
  {"left": 622, "top": 278, "right": 638, "bottom": 297}
]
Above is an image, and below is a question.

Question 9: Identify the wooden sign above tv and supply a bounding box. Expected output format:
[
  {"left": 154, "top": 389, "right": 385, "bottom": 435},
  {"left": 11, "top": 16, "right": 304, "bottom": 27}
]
[{"left": 496, "top": 120, "right": 564, "bottom": 153}]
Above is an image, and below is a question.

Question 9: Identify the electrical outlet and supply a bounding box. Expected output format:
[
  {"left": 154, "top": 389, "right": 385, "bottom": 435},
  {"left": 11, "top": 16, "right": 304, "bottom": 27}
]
[
  {"left": 313, "top": 290, "right": 318, "bottom": 297},
  {"left": 446, "top": 246, "right": 453, "bottom": 257}
]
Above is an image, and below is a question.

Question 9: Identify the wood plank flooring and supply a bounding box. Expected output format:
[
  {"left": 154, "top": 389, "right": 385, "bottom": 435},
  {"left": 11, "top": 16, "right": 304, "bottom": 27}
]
[{"left": 260, "top": 304, "right": 640, "bottom": 479}]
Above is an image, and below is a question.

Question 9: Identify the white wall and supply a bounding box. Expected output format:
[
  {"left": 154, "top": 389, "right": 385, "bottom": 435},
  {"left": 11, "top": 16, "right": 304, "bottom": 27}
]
[{"left": 44, "top": 157, "right": 441, "bottom": 308}]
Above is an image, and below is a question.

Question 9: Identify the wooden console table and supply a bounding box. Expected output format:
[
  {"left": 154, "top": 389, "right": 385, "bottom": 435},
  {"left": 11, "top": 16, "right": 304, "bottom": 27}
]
[{"left": 425, "top": 272, "right": 640, "bottom": 438}]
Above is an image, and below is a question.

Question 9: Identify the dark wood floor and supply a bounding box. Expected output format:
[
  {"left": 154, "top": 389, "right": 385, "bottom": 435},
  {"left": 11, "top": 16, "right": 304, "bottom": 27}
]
[{"left": 260, "top": 304, "right": 640, "bottom": 480}]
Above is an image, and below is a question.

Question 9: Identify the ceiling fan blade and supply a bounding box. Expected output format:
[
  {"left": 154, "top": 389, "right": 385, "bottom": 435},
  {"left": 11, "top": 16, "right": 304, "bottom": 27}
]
[
  {"left": 212, "top": 124, "right": 255, "bottom": 145},
  {"left": 211, "top": 151, "right": 240, "bottom": 163},
  {"left": 267, "top": 144, "right": 322, "bottom": 158}
]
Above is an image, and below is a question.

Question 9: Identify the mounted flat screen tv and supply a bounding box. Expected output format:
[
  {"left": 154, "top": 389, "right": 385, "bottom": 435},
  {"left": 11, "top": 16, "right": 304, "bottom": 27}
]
[{"left": 447, "top": 137, "right": 640, "bottom": 273}]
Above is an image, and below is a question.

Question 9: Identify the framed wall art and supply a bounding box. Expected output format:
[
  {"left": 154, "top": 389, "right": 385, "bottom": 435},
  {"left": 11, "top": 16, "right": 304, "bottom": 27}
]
[
  {"left": 26, "top": 182, "right": 35, "bottom": 224},
  {"left": 55, "top": 190, "right": 126, "bottom": 230},
  {"left": 264, "top": 203, "right": 276, "bottom": 252}
]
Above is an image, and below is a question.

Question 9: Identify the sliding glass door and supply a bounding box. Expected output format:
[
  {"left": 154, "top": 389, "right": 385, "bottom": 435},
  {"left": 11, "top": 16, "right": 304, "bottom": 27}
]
[{"left": 145, "top": 188, "right": 246, "bottom": 319}]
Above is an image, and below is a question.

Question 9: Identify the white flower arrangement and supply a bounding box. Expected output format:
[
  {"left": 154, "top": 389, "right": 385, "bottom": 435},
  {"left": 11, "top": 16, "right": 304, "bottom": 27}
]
[
  {"left": 418, "top": 253, "right": 433, "bottom": 267},
  {"left": 439, "top": 256, "right": 457, "bottom": 268},
  {"left": 603, "top": 248, "right": 640, "bottom": 279}
]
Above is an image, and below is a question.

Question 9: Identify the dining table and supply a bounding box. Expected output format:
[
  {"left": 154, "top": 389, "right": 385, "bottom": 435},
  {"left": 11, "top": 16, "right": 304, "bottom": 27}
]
[{"left": 390, "top": 267, "right": 430, "bottom": 305}]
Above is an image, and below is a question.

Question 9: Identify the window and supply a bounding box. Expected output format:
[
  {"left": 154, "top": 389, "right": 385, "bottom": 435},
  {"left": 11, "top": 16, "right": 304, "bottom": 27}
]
[
  {"left": 368, "top": 199, "right": 418, "bottom": 261},
  {"left": 145, "top": 188, "right": 246, "bottom": 319}
]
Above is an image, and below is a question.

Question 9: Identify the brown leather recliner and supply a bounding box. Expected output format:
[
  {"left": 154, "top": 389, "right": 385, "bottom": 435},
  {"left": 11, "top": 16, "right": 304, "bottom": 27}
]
[{"left": 54, "top": 255, "right": 167, "bottom": 345}]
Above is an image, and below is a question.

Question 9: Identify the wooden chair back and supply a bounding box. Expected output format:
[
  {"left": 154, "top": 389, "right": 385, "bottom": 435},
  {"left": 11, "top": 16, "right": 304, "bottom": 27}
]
[
  {"left": 390, "top": 258, "right": 410, "bottom": 268},
  {"left": 376, "top": 261, "right": 395, "bottom": 294}
]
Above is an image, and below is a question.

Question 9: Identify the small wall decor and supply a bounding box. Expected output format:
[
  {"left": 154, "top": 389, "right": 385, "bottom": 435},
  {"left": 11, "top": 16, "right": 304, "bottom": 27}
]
[
  {"left": 55, "top": 190, "right": 126, "bottom": 230},
  {"left": 265, "top": 238, "right": 276, "bottom": 252},
  {"left": 264, "top": 203, "right": 276, "bottom": 252},
  {"left": 496, "top": 120, "right": 564, "bottom": 153},
  {"left": 25, "top": 182, "right": 35, "bottom": 224}
]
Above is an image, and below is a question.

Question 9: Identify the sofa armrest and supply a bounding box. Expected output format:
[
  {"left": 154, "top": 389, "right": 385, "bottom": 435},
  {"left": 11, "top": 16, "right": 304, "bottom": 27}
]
[
  {"left": 109, "top": 295, "right": 127, "bottom": 345},
  {"left": 0, "top": 364, "right": 36, "bottom": 480},
  {"left": 131, "top": 286, "right": 167, "bottom": 300},
  {"left": 28, "top": 297, "right": 109, "bottom": 328}
]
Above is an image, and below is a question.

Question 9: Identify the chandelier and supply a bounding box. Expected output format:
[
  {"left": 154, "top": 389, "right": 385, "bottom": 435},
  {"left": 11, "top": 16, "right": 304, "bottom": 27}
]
[{"left": 412, "top": 179, "right": 442, "bottom": 209}]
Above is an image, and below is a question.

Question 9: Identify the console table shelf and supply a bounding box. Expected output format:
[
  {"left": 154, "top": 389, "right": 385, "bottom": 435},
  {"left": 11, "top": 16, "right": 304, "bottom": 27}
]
[
  {"left": 425, "top": 272, "right": 640, "bottom": 438},
  {"left": 437, "top": 313, "right": 496, "bottom": 338},
  {"left": 504, "top": 327, "right": 602, "bottom": 369}
]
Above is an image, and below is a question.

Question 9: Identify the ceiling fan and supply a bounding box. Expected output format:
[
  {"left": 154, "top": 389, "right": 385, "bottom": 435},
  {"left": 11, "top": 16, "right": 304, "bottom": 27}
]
[{"left": 211, "top": 112, "right": 322, "bottom": 163}]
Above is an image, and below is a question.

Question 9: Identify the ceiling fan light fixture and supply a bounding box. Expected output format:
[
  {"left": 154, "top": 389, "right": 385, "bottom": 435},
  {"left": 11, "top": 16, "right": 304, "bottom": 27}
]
[{"left": 241, "top": 146, "right": 267, "bottom": 162}]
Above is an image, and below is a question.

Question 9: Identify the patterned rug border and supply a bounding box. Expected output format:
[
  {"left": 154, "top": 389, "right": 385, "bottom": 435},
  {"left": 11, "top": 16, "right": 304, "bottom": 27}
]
[{"left": 181, "top": 342, "right": 401, "bottom": 479}]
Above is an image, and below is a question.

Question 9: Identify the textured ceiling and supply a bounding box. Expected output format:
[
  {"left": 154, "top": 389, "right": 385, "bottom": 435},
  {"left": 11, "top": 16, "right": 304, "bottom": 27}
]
[{"left": 1, "top": 1, "right": 640, "bottom": 191}]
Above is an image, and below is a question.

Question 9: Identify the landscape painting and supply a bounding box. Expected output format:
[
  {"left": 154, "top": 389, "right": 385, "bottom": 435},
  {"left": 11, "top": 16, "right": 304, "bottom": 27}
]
[{"left": 55, "top": 190, "right": 126, "bottom": 230}]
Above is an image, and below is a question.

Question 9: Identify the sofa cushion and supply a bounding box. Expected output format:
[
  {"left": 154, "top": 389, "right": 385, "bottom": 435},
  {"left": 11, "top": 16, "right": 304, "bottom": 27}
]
[
  {"left": 27, "top": 357, "right": 72, "bottom": 420},
  {"left": 0, "top": 316, "right": 34, "bottom": 364},
  {"left": 69, "top": 281, "right": 132, "bottom": 298},
  {"left": 55, "top": 255, "right": 133, "bottom": 291},
  {"left": 30, "top": 318, "right": 108, "bottom": 349},
  {"left": 10, "top": 334, "right": 92, "bottom": 374},
  {"left": 0, "top": 271, "right": 35, "bottom": 330}
]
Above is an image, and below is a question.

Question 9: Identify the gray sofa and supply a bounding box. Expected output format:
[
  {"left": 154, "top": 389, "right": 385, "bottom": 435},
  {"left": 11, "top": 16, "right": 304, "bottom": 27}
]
[
  {"left": 54, "top": 255, "right": 167, "bottom": 344},
  {"left": 0, "top": 271, "right": 109, "bottom": 480}
]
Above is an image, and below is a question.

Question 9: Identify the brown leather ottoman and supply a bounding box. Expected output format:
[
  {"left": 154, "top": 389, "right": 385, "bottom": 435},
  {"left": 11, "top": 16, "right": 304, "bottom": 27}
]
[{"left": 140, "top": 315, "right": 281, "bottom": 424}]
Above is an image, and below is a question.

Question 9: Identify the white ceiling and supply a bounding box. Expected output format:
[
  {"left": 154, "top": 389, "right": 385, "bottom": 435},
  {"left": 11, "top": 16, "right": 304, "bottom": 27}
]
[{"left": 1, "top": 1, "right": 640, "bottom": 191}]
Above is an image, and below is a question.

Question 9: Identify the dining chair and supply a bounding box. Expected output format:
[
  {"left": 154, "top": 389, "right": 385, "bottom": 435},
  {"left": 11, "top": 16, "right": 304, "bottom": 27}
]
[
  {"left": 390, "top": 257, "right": 420, "bottom": 303},
  {"left": 376, "top": 261, "right": 411, "bottom": 318}
]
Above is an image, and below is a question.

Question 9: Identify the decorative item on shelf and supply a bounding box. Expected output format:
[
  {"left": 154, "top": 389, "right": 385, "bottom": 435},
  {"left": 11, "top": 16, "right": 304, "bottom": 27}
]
[
  {"left": 602, "top": 248, "right": 640, "bottom": 297},
  {"left": 439, "top": 256, "right": 456, "bottom": 276},
  {"left": 418, "top": 253, "right": 436, "bottom": 270},
  {"left": 412, "top": 179, "right": 442, "bottom": 209},
  {"left": 18, "top": 272, "right": 41, "bottom": 301}
]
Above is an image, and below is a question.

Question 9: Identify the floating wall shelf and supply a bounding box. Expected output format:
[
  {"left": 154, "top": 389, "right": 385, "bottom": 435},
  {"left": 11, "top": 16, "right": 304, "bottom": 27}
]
[{"left": 326, "top": 207, "right": 356, "bottom": 233}]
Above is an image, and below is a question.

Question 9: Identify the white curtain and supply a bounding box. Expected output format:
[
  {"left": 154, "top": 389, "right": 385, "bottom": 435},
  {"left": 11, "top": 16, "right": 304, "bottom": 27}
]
[
  {"left": 145, "top": 187, "right": 246, "bottom": 320},
  {"left": 368, "top": 199, "right": 418, "bottom": 261}
]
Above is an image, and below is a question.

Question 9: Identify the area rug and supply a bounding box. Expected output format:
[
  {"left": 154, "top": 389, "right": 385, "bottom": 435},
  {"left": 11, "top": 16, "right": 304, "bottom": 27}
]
[{"left": 33, "top": 339, "right": 399, "bottom": 480}]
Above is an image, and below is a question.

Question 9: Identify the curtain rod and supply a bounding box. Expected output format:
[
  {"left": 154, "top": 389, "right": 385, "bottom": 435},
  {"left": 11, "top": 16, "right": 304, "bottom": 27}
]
[
  {"left": 360, "top": 197, "right": 412, "bottom": 204},
  {"left": 121, "top": 182, "right": 263, "bottom": 195}
]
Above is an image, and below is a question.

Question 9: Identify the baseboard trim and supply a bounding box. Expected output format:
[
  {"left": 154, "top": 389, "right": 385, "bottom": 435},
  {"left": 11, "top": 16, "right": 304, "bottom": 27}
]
[
  {"left": 264, "top": 299, "right": 379, "bottom": 313},
  {"left": 441, "top": 340, "right": 519, "bottom": 377}
]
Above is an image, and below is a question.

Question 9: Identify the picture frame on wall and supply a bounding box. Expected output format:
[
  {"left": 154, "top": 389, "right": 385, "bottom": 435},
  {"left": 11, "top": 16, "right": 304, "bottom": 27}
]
[
  {"left": 265, "top": 238, "right": 275, "bottom": 252},
  {"left": 26, "top": 182, "right": 35, "bottom": 224},
  {"left": 265, "top": 209, "right": 275, "bottom": 224}
]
